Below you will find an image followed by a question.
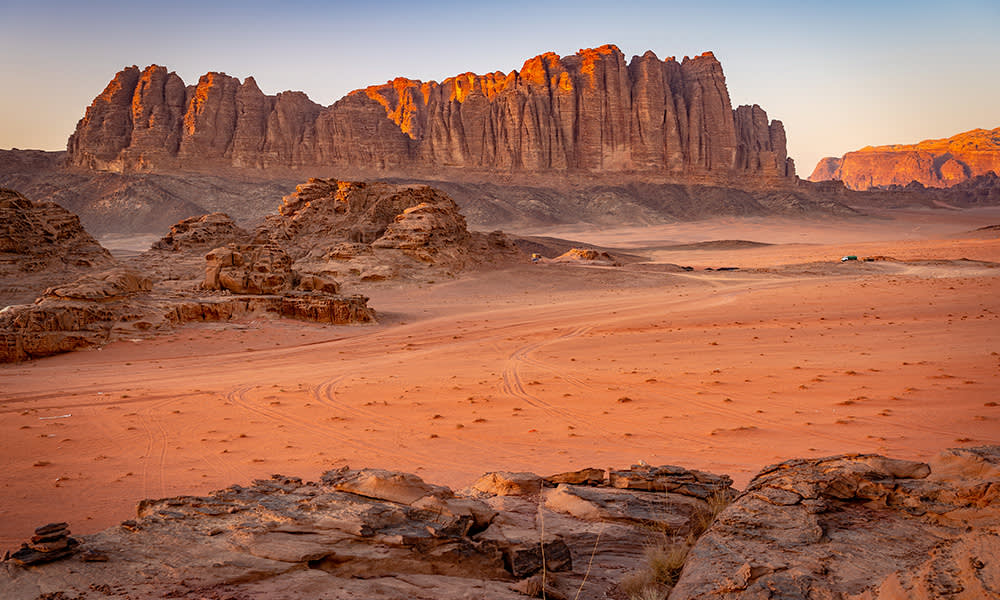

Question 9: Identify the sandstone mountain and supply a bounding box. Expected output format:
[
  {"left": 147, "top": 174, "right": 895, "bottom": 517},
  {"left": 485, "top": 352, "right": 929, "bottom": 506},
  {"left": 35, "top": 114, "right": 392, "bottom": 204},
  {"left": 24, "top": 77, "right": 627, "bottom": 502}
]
[
  {"left": 67, "top": 46, "right": 794, "bottom": 180},
  {"left": 809, "top": 126, "right": 1000, "bottom": 190},
  {"left": 2, "top": 447, "right": 997, "bottom": 599}
]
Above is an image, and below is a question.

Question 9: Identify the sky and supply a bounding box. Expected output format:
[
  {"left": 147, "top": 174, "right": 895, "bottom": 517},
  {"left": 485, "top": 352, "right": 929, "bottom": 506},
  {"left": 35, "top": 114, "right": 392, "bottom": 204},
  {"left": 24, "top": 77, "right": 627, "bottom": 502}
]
[{"left": 1, "top": 0, "right": 997, "bottom": 174}]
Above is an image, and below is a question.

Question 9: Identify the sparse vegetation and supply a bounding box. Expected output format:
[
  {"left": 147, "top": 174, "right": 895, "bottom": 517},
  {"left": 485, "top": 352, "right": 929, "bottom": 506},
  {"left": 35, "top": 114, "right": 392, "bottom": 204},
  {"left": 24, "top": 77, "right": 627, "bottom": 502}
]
[{"left": 620, "top": 489, "right": 732, "bottom": 599}]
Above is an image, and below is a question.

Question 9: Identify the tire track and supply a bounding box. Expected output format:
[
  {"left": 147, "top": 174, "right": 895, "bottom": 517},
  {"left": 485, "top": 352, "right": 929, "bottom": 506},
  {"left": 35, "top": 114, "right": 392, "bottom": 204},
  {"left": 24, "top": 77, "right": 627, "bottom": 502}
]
[{"left": 500, "top": 326, "right": 594, "bottom": 424}]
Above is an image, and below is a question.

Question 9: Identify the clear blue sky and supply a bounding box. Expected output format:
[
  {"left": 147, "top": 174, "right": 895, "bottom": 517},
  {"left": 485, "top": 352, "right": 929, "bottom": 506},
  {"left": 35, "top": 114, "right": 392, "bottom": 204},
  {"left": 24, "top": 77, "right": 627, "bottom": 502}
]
[{"left": 1, "top": 0, "right": 997, "bottom": 174}]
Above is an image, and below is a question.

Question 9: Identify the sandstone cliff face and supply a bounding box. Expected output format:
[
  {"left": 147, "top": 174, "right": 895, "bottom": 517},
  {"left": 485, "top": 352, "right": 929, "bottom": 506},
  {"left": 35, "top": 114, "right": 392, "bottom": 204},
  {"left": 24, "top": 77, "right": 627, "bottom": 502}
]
[
  {"left": 67, "top": 48, "right": 794, "bottom": 179},
  {"left": 808, "top": 127, "right": 1000, "bottom": 190}
]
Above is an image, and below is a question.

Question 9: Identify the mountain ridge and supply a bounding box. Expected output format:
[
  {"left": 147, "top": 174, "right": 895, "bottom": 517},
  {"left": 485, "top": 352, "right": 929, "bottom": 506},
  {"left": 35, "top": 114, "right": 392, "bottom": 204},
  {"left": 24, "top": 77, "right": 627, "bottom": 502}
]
[
  {"left": 67, "top": 45, "right": 795, "bottom": 180},
  {"left": 808, "top": 127, "right": 1000, "bottom": 190}
]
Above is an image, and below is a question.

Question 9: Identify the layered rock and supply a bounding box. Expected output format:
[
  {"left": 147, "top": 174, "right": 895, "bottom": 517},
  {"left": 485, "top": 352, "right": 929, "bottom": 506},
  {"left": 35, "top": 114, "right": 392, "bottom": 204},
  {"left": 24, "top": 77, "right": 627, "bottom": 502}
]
[
  {"left": 0, "top": 267, "right": 373, "bottom": 363},
  {"left": 0, "top": 268, "right": 153, "bottom": 362},
  {"left": 0, "top": 463, "right": 732, "bottom": 599},
  {"left": 670, "top": 447, "right": 1000, "bottom": 599},
  {"left": 67, "top": 48, "right": 794, "bottom": 179},
  {"left": 0, "top": 188, "right": 114, "bottom": 304},
  {"left": 150, "top": 212, "right": 249, "bottom": 252},
  {"left": 256, "top": 178, "right": 525, "bottom": 282},
  {"left": 809, "top": 127, "right": 1000, "bottom": 190}
]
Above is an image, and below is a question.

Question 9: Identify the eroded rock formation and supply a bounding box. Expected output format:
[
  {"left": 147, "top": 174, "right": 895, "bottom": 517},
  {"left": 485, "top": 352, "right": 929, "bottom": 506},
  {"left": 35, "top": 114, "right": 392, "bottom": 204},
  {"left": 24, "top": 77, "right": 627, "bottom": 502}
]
[
  {"left": 67, "top": 47, "right": 795, "bottom": 179},
  {"left": 670, "top": 447, "right": 1000, "bottom": 599},
  {"left": 0, "top": 463, "right": 733, "bottom": 599},
  {"left": 809, "top": 127, "right": 1000, "bottom": 190},
  {"left": 3, "top": 449, "right": 996, "bottom": 599},
  {"left": 0, "top": 188, "right": 114, "bottom": 305},
  {"left": 256, "top": 178, "right": 525, "bottom": 283}
]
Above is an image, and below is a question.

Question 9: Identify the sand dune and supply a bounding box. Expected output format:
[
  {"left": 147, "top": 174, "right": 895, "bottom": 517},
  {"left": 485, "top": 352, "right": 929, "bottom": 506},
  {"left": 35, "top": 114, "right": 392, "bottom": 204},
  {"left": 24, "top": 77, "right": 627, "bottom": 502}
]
[{"left": 2, "top": 213, "right": 999, "bottom": 548}]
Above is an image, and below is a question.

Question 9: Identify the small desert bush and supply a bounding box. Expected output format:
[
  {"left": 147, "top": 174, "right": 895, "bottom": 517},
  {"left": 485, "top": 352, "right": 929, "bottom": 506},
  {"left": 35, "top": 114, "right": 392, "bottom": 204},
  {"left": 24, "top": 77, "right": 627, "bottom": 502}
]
[
  {"left": 621, "top": 490, "right": 733, "bottom": 600},
  {"left": 620, "top": 539, "right": 688, "bottom": 600}
]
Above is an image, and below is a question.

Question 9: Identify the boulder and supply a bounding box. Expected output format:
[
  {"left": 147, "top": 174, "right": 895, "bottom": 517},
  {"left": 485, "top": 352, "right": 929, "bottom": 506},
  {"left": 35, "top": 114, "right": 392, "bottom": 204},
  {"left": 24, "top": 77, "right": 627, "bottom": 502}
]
[
  {"left": 472, "top": 472, "right": 544, "bottom": 497},
  {"left": 669, "top": 448, "right": 1000, "bottom": 599},
  {"left": 202, "top": 243, "right": 295, "bottom": 294}
]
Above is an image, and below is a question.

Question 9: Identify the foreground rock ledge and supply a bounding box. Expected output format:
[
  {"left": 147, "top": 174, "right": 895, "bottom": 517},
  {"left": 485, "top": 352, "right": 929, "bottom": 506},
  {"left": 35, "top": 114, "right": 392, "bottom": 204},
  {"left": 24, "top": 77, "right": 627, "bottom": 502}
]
[
  {"left": 2, "top": 447, "right": 997, "bottom": 599},
  {"left": 0, "top": 463, "right": 733, "bottom": 599}
]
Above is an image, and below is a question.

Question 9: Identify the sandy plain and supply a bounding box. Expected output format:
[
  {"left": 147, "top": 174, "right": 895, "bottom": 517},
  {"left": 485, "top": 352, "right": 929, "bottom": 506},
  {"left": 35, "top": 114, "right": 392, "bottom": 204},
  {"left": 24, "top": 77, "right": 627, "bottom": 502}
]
[{"left": 2, "top": 209, "right": 999, "bottom": 549}]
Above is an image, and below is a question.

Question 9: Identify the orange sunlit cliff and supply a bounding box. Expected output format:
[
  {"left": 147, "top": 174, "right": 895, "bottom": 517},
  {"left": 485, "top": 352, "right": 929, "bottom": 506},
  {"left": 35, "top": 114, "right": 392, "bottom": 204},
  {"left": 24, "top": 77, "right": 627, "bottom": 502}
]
[
  {"left": 809, "top": 127, "right": 1000, "bottom": 190},
  {"left": 67, "top": 46, "right": 794, "bottom": 179}
]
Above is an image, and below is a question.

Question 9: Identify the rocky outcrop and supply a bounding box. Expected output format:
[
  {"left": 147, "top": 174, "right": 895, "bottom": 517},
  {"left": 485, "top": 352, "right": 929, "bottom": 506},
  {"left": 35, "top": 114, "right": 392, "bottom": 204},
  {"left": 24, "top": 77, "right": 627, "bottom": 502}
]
[
  {"left": 67, "top": 48, "right": 794, "bottom": 179},
  {"left": 0, "top": 274, "right": 374, "bottom": 363},
  {"left": 0, "top": 188, "right": 114, "bottom": 304},
  {"left": 809, "top": 127, "right": 1000, "bottom": 190},
  {"left": 0, "top": 268, "right": 153, "bottom": 362},
  {"left": 0, "top": 463, "right": 731, "bottom": 599},
  {"left": 670, "top": 447, "right": 1000, "bottom": 599},
  {"left": 150, "top": 212, "right": 249, "bottom": 252},
  {"left": 3, "top": 451, "right": 996, "bottom": 599},
  {"left": 202, "top": 243, "right": 295, "bottom": 294},
  {"left": 256, "top": 178, "right": 525, "bottom": 283}
]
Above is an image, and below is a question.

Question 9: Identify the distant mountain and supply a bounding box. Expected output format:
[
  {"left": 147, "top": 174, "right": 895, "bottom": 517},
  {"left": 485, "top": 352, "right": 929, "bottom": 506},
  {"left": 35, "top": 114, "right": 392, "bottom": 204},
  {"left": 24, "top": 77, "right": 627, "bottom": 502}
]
[
  {"left": 66, "top": 45, "right": 794, "bottom": 181},
  {"left": 809, "top": 127, "right": 1000, "bottom": 190}
]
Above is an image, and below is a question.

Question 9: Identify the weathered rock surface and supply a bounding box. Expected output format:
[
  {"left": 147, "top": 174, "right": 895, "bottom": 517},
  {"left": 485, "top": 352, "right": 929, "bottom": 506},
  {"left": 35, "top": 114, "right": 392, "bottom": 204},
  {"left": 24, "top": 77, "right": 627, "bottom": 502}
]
[
  {"left": 670, "top": 447, "right": 1000, "bottom": 599},
  {"left": 0, "top": 188, "right": 114, "bottom": 305},
  {"left": 5, "top": 523, "right": 78, "bottom": 567},
  {"left": 0, "top": 268, "right": 150, "bottom": 362},
  {"left": 256, "top": 178, "right": 525, "bottom": 284},
  {"left": 150, "top": 212, "right": 249, "bottom": 252},
  {"left": 809, "top": 127, "right": 1000, "bottom": 190},
  {"left": 0, "top": 463, "right": 730, "bottom": 599},
  {"left": 3, "top": 451, "right": 997, "bottom": 599},
  {"left": 67, "top": 48, "right": 795, "bottom": 180},
  {"left": 203, "top": 243, "right": 295, "bottom": 294}
]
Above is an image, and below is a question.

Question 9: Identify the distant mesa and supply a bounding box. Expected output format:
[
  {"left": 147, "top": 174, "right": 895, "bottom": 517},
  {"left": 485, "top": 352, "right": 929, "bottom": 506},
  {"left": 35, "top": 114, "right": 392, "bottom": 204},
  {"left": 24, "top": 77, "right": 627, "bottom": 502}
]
[
  {"left": 808, "top": 127, "right": 1000, "bottom": 190},
  {"left": 67, "top": 45, "right": 795, "bottom": 180}
]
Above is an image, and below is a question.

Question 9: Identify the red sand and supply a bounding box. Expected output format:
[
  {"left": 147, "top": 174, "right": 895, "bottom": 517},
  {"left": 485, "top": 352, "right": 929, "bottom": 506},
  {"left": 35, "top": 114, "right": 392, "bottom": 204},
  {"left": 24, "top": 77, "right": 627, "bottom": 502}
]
[{"left": 2, "top": 213, "right": 999, "bottom": 548}]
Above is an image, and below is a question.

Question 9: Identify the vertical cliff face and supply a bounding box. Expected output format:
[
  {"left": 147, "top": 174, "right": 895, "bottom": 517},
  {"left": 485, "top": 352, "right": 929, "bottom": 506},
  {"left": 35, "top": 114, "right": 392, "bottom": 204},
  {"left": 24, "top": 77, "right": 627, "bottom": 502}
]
[{"left": 67, "top": 47, "right": 794, "bottom": 179}]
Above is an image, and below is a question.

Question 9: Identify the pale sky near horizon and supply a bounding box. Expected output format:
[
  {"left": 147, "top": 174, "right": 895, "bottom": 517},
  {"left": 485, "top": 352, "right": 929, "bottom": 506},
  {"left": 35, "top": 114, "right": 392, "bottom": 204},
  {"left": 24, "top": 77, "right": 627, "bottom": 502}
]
[{"left": 1, "top": 0, "right": 997, "bottom": 174}]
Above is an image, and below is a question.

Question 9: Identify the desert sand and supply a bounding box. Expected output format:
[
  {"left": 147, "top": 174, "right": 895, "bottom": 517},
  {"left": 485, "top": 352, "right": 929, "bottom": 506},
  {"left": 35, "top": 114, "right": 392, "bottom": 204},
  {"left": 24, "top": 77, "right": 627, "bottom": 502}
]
[{"left": 2, "top": 209, "right": 999, "bottom": 549}]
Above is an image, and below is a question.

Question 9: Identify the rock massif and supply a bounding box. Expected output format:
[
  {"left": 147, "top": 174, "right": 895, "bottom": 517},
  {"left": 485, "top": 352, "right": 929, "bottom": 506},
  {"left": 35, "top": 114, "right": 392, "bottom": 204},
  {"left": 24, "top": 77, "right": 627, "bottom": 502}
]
[
  {"left": 67, "top": 46, "right": 794, "bottom": 180},
  {"left": 809, "top": 127, "right": 1000, "bottom": 190}
]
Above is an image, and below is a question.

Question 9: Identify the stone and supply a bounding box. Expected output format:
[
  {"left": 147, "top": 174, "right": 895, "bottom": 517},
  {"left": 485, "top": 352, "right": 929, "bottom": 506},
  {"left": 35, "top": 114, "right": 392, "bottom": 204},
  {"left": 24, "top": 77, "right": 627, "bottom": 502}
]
[
  {"left": 502, "top": 539, "right": 573, "bottom": 578},
  {"left": 202, "top": 243, "right": 295, "bottom": 294},
  {"left": 544, "top": 468, "right": 606, "bottom": 486},
  {"left": 808, "top": 127, "right": 1000, "bottom": 189},
  {"left": 472, "top": 472, "right": 544, "bottom": 497},
  {"left": 669, "top": 447, "right": 1000, "bottom": 599},
  {"left": 150, "top": 212, "right": 249, "bottom": 252},
  {"left": 608, "top": 463, "right": 736, "bottom": 499},
  {"left": 1, "top": 464, "right": 732, "bottom": 599},
  {"left": 5, "top": 522, "right": 77, "bottom": 566},
  {"left": 544, "top": 484, "right": 709, "bottom": 535}
]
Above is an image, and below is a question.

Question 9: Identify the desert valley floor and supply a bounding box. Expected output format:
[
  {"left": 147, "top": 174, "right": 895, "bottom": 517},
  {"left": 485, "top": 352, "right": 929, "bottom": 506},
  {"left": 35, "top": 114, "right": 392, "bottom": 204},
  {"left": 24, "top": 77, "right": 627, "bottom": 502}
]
[{"left": 2, "top": 208, "right": 999, "bottom": 549}]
